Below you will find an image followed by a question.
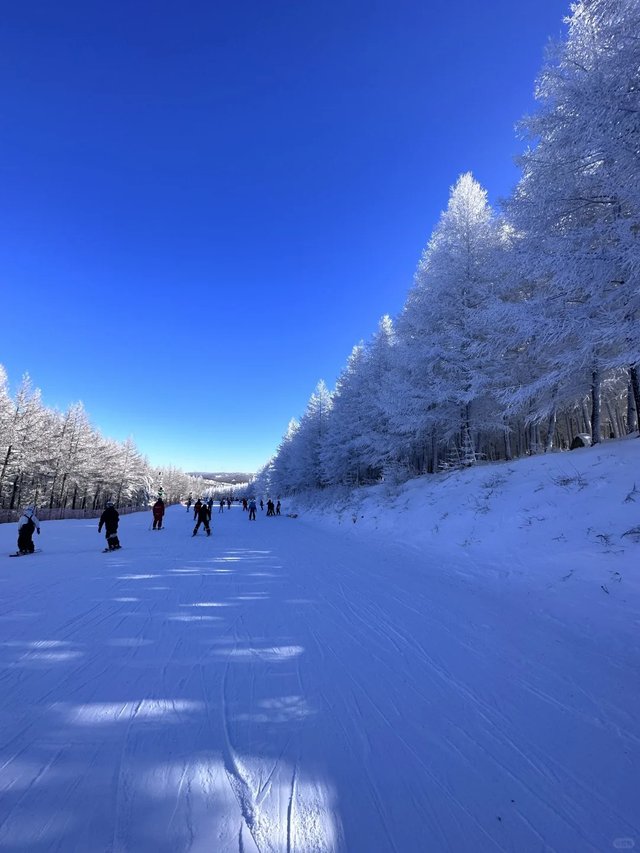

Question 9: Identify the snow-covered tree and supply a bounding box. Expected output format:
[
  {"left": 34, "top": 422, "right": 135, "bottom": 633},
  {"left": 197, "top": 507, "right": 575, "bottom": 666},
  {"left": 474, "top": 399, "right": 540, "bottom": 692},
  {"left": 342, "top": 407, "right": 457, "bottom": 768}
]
[
  {"left": 504, "top": 0, "right": 640, "bottom": 443},
  {"left": 270, "top": 418, "right": 301, "bottom": 495},
  {"left": 391, "top": 173, "right": 503, "bottom": 468},
  {"left": 320, "top": 345, "right": 368, "bottom": 485}
]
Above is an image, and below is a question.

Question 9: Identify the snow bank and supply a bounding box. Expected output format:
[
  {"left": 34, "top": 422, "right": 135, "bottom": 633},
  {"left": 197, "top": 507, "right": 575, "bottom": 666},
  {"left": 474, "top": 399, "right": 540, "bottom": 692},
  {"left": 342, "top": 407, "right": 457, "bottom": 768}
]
[{"left": 289, "top": 436, "right": 640, "bottom": 593}]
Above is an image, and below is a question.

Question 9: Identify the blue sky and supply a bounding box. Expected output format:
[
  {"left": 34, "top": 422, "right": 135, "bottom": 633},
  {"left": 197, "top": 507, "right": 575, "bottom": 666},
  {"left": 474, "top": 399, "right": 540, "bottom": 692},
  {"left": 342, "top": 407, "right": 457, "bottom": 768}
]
[{"left": 0, "top": 0, "right": 568, "bottom": 473}]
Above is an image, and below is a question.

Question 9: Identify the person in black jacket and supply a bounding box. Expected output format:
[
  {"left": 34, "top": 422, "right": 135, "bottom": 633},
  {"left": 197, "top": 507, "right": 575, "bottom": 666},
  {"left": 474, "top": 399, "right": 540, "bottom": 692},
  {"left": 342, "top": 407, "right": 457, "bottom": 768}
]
[
  {"left": 192, "top": 501, "right": 211, "bottom": 536},
  {"left": 99, "top": 502, "right": 121, "bottom": 550},
  {"left": 17, "top": 506, "right": 41, "bottom": 554}
]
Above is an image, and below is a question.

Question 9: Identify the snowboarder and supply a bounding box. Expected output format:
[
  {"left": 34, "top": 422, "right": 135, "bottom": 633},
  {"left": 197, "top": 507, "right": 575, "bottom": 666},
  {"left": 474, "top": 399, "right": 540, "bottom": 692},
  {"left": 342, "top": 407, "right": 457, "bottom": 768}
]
[
  {"left": 248, "top": 498, "right": 257, "bottom": 520},
  {"left": 276, "top": 500, "right": 281, "bottom": 516},
  {"left": 16, "top": 506, "right": 40, "bottom": 554},
  {"left": 193, "top": 501, "right": 211, "bottom": 536},
  {"left": 99, "top": 501, "right": 121, "bottom": 550},
  {"left": 152, "top": 497, "right": 165, "bottom": 529}
]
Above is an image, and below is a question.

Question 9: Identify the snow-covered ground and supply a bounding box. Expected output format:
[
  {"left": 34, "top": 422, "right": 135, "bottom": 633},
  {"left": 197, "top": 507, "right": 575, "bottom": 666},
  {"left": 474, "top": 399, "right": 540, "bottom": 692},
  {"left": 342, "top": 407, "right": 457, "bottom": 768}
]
[{"left": 1, "top": 440, "right": 639, "bottom": 852}]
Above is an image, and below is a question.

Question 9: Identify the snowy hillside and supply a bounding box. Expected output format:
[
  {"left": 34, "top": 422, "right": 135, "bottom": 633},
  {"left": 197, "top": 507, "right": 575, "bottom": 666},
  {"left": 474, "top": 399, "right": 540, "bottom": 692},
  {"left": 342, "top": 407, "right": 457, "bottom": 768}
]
[{"left": 290, "top": 436, "right": 640, "bottom": 595}]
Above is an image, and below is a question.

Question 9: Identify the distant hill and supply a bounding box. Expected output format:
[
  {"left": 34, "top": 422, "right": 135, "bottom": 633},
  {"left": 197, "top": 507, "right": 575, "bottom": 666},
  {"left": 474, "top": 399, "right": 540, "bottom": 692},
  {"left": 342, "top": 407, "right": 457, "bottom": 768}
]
[{"left": 187, "top": 472, "right": 252, "bottom": 485}]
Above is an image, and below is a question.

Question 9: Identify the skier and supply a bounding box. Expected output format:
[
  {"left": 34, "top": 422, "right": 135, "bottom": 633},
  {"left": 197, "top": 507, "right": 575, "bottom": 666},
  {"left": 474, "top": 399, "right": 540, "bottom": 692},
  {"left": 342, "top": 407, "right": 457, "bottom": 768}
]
[
  {"left": 193, "top": 498, "right": 202, "bottom": 520},
  {"left": 219, "top": 499, "right": 225, "bottom": 513},
  {"left": 242, "top": 498, "right": 248, "bottom": 512},
  {"left": 248, "top": 498, "right": 257, "bottom": 521},
  {"left": 193, "top": 501, "right": 211, "bottom": 536},
  {"left": 227, "top": 498, "right": 231, "bottom": 509},
  {"left": 276, "top": 500, "right": 281, "bottom": 516},
  {"left": 186, "top": 496, "right": 192, "bottom": 512},
  {"left": 99, "top": 501, "right": 121, "bottom": 550},
  {"left": 207, "top": 497, "right": 214, "bottom": 514},
  {"left": 260, "top": 499, "right": 264, "bottom": 511},
  {"left": 266, "top": 499, "right": 275, "bottom": 516},
  {"left": 152, "top": 497, "right": 165, "bottom": 529},
  {"left": 16, "top": 506, "right": 40, "bottom": 554}
]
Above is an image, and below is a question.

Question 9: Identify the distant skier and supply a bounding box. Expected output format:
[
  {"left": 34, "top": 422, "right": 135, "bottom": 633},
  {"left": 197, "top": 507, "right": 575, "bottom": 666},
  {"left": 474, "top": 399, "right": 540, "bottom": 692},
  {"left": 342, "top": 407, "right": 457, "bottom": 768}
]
[
  {"left": 248, "top": 498, "right": 257, "bottom": 521},
  {"left": 152, "top": 498, "right": 165, "bottom": 529},
  {"left": 242, "top": 498, "right": 248, "bottom": 512},
  {"left": 99, "top": 501, "right": 121, "bottom": 550},
  {"left": 266, "top": 499, "right": 275, "bottom": 516},
  {"left": 227, "top": 498, "right": 231, "bottom": 509},
  {"left": 193, "top": 499, "right": 202, "bottom": 520},
  {"left": 207, "top": 497, "right": 214, "bottom": 514},
  {"left": 193, "top": 501, "right": 211, "bottom": 536},
  {"left": 219, "top": 499, "right": 225, "bottom": 513},
  {"left": 186, "top": 496, "right": 192, "bottom": 513},
  {"left": 276, "top": 500, "right": 281, "bottom": 516},
  {"left": 17, "top": 506, "right": 40, "bottom": 554},
  {"left": 260, "top": 499, "right": 264, "bottom": 511}
]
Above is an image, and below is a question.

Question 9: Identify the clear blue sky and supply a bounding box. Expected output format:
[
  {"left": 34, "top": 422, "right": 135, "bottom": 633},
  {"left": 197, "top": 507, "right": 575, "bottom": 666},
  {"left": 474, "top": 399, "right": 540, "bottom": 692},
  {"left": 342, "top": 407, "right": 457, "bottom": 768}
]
[{"left": 0, "top": 0, "right": 568, "bottom": 473}]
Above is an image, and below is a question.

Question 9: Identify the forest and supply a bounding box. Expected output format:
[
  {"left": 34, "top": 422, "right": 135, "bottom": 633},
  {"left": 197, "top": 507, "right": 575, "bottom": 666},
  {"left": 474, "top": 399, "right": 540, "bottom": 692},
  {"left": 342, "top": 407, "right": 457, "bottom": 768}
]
[
  {"left": 253, "top": 0, "right": 640, "bottom": 497},
  {"left": 0, "top": 367, "right": 204, "bottom": 519}
]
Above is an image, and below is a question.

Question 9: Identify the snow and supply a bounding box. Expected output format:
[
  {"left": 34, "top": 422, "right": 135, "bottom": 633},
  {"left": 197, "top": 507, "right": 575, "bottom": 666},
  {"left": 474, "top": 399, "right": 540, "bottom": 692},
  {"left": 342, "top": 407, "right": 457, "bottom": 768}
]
[{"left": 1, "top": 440, "right": 639, "bottom": 852}]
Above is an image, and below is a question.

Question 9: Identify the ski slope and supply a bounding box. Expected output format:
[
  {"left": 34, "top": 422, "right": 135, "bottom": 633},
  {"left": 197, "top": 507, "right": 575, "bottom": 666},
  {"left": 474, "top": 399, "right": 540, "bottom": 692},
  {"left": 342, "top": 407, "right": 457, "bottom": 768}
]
[{"left": 0, "top": 486, "right": 638, "bottom": 851}]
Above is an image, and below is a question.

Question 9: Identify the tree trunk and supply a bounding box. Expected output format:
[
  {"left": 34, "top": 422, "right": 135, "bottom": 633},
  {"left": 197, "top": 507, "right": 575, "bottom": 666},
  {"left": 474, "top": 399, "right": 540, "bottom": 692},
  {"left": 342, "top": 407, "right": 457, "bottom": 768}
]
[
  {"left": 591, "top": 369, "right": 602, "bottom": 445},
  {"left": 544, "top": 409, "right": 557, "bottom": 452},
  {"left": 0, "top": 445, "right": 12, "bottom": 504},
  {"left": 432, "top": 433, "right": 439, "bottom": 473},
  {"left": 630, "top": 365, "right": 640, "bottom": 434},
  {"left": 604, "top": 399, "right": 618, "bottom": 439},
  {"left": 10, "top": 473, "right": 20, "bottom": 510},
  {"left": 628, "top": 381, "right": 638, "bottom": 433},
  {"left": 57, "top": 473, "right": 68, "bottom": 507},
  {"left": 504, "top": 422, "right": 512, "bottom": 461},
  {"left": 49, "top": 475, "right": 57, "bottom": 509}
]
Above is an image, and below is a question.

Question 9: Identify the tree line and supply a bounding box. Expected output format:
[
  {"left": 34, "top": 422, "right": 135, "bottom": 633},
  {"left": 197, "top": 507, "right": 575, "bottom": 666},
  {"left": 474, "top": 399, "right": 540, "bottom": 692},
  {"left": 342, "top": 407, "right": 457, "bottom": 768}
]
[
  {"left": 0, "top": 366, "right": 205, "bottom": 515},
  {"left": 253, "top": 0, "right": 640, "bottom": 497}
]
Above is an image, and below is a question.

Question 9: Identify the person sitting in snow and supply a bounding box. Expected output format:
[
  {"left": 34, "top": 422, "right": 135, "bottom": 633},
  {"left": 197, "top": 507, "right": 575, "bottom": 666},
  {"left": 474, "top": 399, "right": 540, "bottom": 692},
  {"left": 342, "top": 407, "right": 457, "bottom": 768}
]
[
  {"left": 152, "top": 498, "right": 165, "bottom": 529},
  {"left": 99, "top": 501, "right": 121, "bottom": 550},
  {"left": 17, "top": 506, "right": 40, "bottom": 554}
]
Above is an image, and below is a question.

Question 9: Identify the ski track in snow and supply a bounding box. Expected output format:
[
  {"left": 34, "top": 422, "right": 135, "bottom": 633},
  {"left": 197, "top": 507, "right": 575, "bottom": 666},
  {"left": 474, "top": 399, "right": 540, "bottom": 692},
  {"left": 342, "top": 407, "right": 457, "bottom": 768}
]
[{"left": 0, "top": 504, "right": 638, "bottom": 851}]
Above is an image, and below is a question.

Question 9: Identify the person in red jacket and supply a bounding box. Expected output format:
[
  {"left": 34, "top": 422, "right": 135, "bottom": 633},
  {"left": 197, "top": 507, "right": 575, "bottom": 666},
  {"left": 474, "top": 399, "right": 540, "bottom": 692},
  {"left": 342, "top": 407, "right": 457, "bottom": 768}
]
[{"left": 152, "top": 498, "right": 165, "bottom": 530}]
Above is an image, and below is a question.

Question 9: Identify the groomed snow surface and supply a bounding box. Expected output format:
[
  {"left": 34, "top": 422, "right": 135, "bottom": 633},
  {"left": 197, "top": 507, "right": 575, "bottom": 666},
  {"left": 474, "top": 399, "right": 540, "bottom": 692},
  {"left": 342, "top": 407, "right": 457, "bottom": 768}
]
[{"left": 1, "top": 439, "right": 639, "bottom": 852}]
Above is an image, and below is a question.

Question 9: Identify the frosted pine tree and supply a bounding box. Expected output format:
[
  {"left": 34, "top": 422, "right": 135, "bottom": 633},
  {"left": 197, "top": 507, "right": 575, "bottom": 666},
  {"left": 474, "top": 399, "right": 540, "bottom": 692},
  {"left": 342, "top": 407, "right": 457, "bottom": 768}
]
[
  {"left": 505, "top": 0, "right": 640, "bottom": 443},
  {"left": 392, "top": 173, "right": 502, "bottom": 468}
]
